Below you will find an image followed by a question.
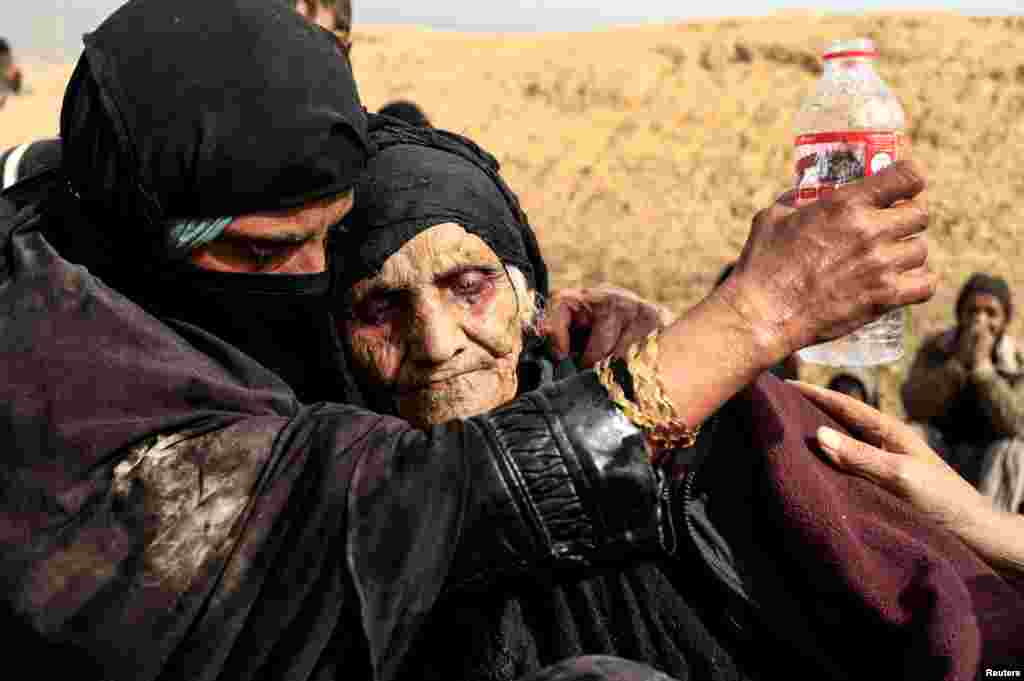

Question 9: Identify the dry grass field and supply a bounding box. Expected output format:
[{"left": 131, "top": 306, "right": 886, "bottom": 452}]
[{"left": 4, "top": 11, "right": 1024, "bottom": 415}]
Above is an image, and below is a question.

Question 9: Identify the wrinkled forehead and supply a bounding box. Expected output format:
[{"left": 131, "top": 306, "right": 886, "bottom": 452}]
[{"left": 348, "top": 222, "right": 502, "bottom": 298}]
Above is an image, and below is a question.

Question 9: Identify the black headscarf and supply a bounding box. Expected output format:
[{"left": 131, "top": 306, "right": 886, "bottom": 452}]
[
  {"left": 333, "top": 116, "right": 564, "bottom": 410},
  {"left": 335, "top": 116, "right": 548, "bottom": 299},
  {"left": 956, "top": 272, "right": 1013, "bottom": 323},
  {"left": 60, "top": 0, "right": 368, "bottom": 231},
  {"left": 378, "top": 100, "right": 432, "bottom": 127},
  {"left": 20, "top": 0, "right": 371, "bottom": 403}
]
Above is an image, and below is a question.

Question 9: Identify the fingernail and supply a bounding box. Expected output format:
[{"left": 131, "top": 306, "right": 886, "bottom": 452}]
[{"left": 817, "top": 426, "right": 842, "bottom": 451}]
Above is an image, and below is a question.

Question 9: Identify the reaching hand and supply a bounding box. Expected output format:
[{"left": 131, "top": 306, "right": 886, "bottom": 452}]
[
  {"left": 715, "top": 160, "right": 936, "bottom": 365},
  {"left": 791, "top": 380, "right": 988, "bottom": 535},
  {"left": 542, "top": 285, "right": 674, "bottom": 368}
]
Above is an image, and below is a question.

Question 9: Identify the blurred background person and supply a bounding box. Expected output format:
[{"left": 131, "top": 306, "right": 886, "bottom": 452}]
[
  {"left": 379, "top": 99, "right": 432, "bottom": 127},
  {"left": 826, "top": 368, "right": 879, "bottom": 408},
  {"left": 0, "top": 38, "right": 23, "bottom": 108},
  {"left": 295, "top": 0, "right": 351, "bottom": 53},
  {"left": 901, "top": 272, "right": 1024, "bottom": 512}
]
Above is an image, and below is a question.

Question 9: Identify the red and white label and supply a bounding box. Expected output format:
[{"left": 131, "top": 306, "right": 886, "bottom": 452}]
[{"left": 793, "top": 131, "right": 903, "bottom": 205}]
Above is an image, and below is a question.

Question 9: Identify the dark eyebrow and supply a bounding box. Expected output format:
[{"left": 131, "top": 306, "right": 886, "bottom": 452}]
[{"left": 222, "top": 229, "right": 315, "bottom": 247}]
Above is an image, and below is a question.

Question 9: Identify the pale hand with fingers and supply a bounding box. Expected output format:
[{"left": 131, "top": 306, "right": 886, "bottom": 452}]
[{"left": 792, "top": 380, "right": 1024, "bottom": 576}]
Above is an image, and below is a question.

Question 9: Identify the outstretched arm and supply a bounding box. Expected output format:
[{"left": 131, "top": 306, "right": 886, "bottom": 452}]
[
  {"left": 548, "top": 161, "right": 932, "bottom": 439},
  {"left": 659, "top": 161, "right": 934, "bottom": 431},
  {"left": 794, "top": 379, "right": 1024, "bottom": 577}
]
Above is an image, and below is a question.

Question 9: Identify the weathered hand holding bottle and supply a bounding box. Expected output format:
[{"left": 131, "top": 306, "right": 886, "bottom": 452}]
[{"left": 794, "top": 37, "right": 908, "bottom": 367}]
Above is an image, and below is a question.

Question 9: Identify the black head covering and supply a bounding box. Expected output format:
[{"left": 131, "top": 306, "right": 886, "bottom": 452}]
[
  {"left": 335, "top": 116, "right": 548, "bottom": 300},
  {"left": 378, "top": 100, "right": 432, "bottom": 127},
  {"left": 956, "top": 272, "right": 1013, "bottom": 322},
  {"left": 17, "top": 0, "right": 371, "bottom": 403},
  {"left": 332, "top": 116, "right": 564, "bottom": 410},
  {"left": 60, "top": 0, "right": 368, "bottom": 241}
]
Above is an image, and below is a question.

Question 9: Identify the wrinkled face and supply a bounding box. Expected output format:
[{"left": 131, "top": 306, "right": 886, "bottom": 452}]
[
  {"left": 343, "top": 222, "right": 532, "bottom": 427},
  {"left": 959, "top": 292, "right": 1008, "bottom": 338},
  {"left": 188, "top": 191, "right": 353, "bottom": 274}
]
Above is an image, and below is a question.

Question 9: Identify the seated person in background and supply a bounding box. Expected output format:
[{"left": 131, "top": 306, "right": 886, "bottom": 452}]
[
  {"left": 901, "top": 273, "right": 1024, "bottom": 511},
  {"left": 0, "top": 38, "right": 23, "bottom": 108},
  {"left": 379, "top": 99, "right": 432, "bottom": 127},
  {"left": 826, "top": 368, "right": 879, "bottom": 408},
  {"left": 294, "top": 0, "right": 351, "bottom": 52}
]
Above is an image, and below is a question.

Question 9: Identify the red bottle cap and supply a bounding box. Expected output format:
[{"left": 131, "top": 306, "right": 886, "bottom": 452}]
[{"left": 822, "top": 49, "right": 879, "bottom": 60}]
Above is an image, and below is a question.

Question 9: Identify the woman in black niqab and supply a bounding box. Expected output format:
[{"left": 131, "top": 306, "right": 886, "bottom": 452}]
[{"left": 33, "top": 0, "right": 370, "bottom": 403}]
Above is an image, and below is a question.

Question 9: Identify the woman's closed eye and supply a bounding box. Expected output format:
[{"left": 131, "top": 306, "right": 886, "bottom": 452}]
[
  {"left": 355, "top": 292, "right": 402, "bottom": 325},
  {"left": 446, "top": 268, "right": 499, "bottom": 302},
  {"left": 247, "top": 242, "right": 293, "bottom": 268}
]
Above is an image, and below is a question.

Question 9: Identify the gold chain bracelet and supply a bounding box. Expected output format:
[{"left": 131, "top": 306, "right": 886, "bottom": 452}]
[{"left": 596, "top": 331, "right": 700, "bottom": 462}]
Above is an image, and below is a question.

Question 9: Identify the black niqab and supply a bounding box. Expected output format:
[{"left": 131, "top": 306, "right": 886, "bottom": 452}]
[{"left": 27, "top": 0, "right": 372, "bottom": 403}]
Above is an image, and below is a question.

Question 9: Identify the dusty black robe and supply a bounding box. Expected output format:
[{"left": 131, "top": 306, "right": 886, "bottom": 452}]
[{"left": 0, "top": 202, "right": 680, "bottom": 681}]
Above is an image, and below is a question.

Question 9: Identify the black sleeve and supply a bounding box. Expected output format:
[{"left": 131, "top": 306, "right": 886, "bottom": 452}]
[
  {"left": 1, "top": 138, "right": 63, "bottom": 190},
  {"left": 341, "top": 371, "right": 669, "bottom": 681}
]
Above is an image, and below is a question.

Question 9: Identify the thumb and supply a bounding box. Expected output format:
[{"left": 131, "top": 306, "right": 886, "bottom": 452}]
[
  {"left": 816, "top": 426, "right": 900, "bottom": 490},
  {"left": 539, "top": 297, "right": 577, "bottom": 358}
]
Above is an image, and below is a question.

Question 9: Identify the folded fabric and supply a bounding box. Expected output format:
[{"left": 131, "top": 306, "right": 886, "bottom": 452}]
[{"left": 734, "top": 374, "right": 1024, "bottom": 679}]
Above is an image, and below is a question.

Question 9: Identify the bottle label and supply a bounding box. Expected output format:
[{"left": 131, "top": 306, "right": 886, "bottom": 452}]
[{"left": 793, "top": 131, "right": 903, "bottom": 204}]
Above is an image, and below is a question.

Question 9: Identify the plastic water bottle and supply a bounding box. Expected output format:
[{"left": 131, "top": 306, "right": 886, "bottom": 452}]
[{"left": 793, "top": 38, "right": 907, "bottom": 367}]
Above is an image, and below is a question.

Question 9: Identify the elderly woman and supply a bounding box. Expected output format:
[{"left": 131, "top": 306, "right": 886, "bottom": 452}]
[
  {"left": 333, "top": 124, "right": 565, "bottom": 426},
  {"left": 331, "top": 119, "right": 1024, "bottom": 681}
]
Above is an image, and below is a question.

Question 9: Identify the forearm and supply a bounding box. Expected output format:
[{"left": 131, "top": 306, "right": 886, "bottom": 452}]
[
  {"left": 957, "top": 502, "right": 1024, "bottom": 577},
  {"left": 971, "top": 366, "right": 1024, "bottom": 437},
  {"left": 656, "top": 282, "right": 782, "bottom": 428}
]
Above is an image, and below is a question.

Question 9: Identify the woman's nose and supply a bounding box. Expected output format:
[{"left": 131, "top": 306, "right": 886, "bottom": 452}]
[{"left": 408, "top": 301, "right": 465, "bottom": 365}]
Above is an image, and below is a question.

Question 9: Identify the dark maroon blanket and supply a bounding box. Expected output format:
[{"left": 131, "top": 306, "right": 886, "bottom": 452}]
[{"left": 739, "top": 374, "right": 1024, "bottom": 680}]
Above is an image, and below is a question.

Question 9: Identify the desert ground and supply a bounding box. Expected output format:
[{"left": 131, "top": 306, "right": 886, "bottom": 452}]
[{"left": 4, "top": 11, "right": 1023, "bottom": 415}]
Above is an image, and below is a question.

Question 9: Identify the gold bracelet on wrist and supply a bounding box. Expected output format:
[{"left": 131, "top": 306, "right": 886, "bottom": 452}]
[{"left": 596, "top": 331, "right": 700, "bottom": 463}]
